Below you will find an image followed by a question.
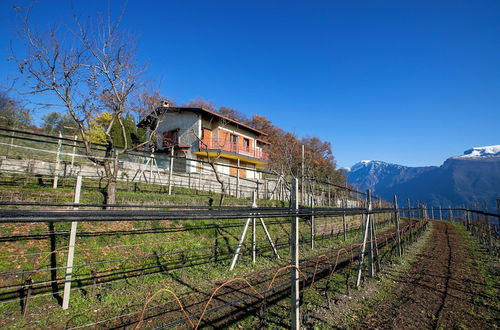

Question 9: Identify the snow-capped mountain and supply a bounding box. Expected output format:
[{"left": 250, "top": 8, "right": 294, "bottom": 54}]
[
  {"left": 346, "top": 146, "right": 500, "bottom": 210},
  {"left": 453, "top": 145, "right": 500, "bottom": 159},
  {"left": 346, "top": 160, "right": 434, "bottom": 194}
]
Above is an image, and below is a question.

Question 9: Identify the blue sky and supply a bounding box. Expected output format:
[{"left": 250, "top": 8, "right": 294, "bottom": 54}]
[{"left": 1, "top": 1, "right": 499, "bottom": 168}]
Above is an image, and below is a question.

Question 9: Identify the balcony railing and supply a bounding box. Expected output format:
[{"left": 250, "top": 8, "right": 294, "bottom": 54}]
[{"left": 200, "top": 139, "right": 269, "bottom": 161}]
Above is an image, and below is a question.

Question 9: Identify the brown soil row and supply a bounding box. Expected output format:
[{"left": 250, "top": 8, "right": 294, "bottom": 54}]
[{"left": 358, "top": 221, "right": 497, "bottom": 329}]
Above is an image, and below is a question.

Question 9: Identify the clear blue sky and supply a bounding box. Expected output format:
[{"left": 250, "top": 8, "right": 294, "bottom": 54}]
[{"left": 1, "top": 1, "right": 499, "bottom": 168}]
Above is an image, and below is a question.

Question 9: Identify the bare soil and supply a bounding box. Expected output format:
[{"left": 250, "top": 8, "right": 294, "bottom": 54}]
[{"left": 357, "top": 221, "right": 498, "bottom": 329}]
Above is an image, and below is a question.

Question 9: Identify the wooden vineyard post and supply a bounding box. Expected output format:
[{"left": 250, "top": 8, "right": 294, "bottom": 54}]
[
  {"left": 252, "top": 191, "right": 256, "bottom": 263},
  {"left": 230, "top": 191, "right": 280, "bottom": 270},
  {"left": 236, "top": 159, "right": 240, "bottom": 198},
  {"left": 168, "top": 147, "right": 174, "bottom": 195},
  {"left": 367, "top": 191, "right": 375, "bottom": 277},
  {"left": 69, "top": 134, "right": 77, "bottom": 176},
  {"left": 393, "top": 195, "right": 402, "bottom": 257},
  {"left": 372, "top": 209, "right": 381, "bottom": 272},
  {"left": 407, "top": 199, "right": 413, "bottom": 242},
  {"left": 356, "top": 190, "right": 371, "bottom": 287},
  {"left": 439, "top": 206, "right": 443, "bottom": 221},
  {"left": 290, "top": 178, "right": 300, "bottom": 329},
  {"left": 466, "top": 210, "right": 471, "bottom": 231},
  {"left": 343, "top": 183, "right": 348, "bottom": 241},
  {"left": 310, "top": 194, "right": 315, "bottom": 249},
  {"left": 301, "top": 145, "right": 305, "bottom": 205},
  {"left": 230, "top": 218, "right": 251, "bottom": 271},
  {"left": 62, "top": 175, "right": 82, "bottom": 309},
  {"left": 53, "top": 132, "right": 63, "bottom": 189}
]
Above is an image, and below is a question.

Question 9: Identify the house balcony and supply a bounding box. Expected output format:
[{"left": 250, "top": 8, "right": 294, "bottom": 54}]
[{"left": 198, "top": 139, "right": 269, "bottom": 162}]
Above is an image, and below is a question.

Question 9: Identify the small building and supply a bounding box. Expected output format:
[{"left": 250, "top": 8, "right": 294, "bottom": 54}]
[{"left": 138, "top": 105, "right": 269, "bottom": 179}]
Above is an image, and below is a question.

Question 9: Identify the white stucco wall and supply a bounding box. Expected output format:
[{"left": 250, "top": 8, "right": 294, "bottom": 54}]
[{"left": 155, "top": 111, "right": 200, "bottom": 153}]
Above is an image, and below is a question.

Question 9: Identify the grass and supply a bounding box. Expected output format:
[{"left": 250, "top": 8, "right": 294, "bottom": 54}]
[
  {"left": 0, "top": 177, "right": 391, "bottom": 329},
  {"left": 0, "top": 174, "right": 282, "bottom": 207},
  {"left": 453, "top": 223, "right": 499, "bottom": 319}
]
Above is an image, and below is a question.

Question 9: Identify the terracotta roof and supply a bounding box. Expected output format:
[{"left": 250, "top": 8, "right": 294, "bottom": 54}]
[{"left": 138, "top": 106, "right": 268, "bottom": 136}]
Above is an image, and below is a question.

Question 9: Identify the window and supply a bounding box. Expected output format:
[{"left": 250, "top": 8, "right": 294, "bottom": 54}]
[
  {"left": 243, "top": 138, "right": 250, "bottom": 151},
  {"left": 230, "top": 134, "right": 238, "bottom": 145},
  {"left": 163, "top": 129, "right": 179, "bottom": 148}
]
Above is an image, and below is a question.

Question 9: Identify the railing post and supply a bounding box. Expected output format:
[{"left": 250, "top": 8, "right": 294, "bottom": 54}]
[
  {"left": 449, "top": 206, "right": 453, "bottom": 221},
  {"left": 393, "top": 195, "right": 402, "bottom": 257},
  {"left": 62, "top": 175, "right": 82, "bottom": 309},
  {"left": 290, "top": 178, "right": 300, "bottom": 329},
  {"left": 439, "top": 206, "right": 443, "bottom": 220}
]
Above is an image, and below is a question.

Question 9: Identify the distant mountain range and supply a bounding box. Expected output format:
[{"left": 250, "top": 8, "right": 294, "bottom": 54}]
[{"left": 344, "top": 145, "right": 500, "bottom": 211}]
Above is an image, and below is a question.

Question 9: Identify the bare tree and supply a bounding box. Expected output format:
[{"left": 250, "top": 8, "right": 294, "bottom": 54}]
[
  {"left": 133, "top": 90, "right": 176, "bottom": 120},
  {"left": 13, "top": 6, "right": 159, "bottom": 204},
  {"left": 184, "top": 98, "right": 216, "bottom": 111}
]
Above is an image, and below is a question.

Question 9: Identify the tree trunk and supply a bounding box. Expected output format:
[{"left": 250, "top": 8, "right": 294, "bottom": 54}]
[
  {"left": 219, "top": 185, "right": 226, "bottom": 207},
  {"left": 209, "top": 162, "right": 226, "bottom": 206},
  {"left": 102, "top": 150, "right": 118, "bottom": 207},
  {"left": 106, "top": 180, "right": 116, "bottom": 206}
]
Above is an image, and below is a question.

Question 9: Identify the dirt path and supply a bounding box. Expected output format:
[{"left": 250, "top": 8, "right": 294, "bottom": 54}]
[{"left": 359, "top": 221, "right": 497, "bottom": 329}]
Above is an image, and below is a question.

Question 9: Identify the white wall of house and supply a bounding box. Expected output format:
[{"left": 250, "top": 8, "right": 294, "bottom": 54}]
[
  {"left": 155, "top": 111, "right": 200, "bottom": 153},
  {"left": 243, "top": 163, "right": 257, "bottom": 179},
  {"left": 215, "top": 158, "right": 231, "bottom": 175}
]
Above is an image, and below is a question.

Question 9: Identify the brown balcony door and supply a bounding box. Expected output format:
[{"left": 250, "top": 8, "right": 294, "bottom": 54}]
[
  {"left": 230, "top": 134, "right": 238, "bottom": 152},
  {"left": 243, "top": 138, "right": 250, "bottom": 153}
]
